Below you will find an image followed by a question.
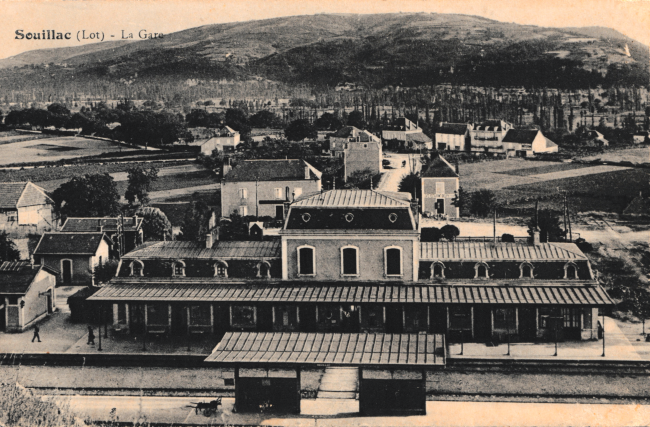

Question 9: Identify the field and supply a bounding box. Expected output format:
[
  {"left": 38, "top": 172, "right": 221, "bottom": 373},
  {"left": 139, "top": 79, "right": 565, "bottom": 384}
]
[
  {"left": 579, "top": 147, "right": 650, "bottom": 164},
  {"left": 0, "top": 135, "right": 137, "bottom": 165},
  {"left": 496, "top": 163, "right": 592, "bottom": 176},
  {"left": 0, "top": 132, "right": 54, "bottom": 145}
]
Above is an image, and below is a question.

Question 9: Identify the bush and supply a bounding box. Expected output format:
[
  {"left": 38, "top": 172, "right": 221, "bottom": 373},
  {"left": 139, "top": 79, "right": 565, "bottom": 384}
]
[
  {"left": 441, "top": 224, "right": 460, "bottom": 241},
  {"left": 501, "top": 233, "right": 515, "bottom": 243},
  {"left": 421, "top": 227, "right": 442, "bottom": 242},
  {"left": 0, "top": 383, "right": 82, "bottom": 426}
]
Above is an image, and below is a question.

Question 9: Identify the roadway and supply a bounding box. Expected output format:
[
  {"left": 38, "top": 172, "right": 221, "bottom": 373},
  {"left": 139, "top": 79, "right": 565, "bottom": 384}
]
[{"left": 52, "top": 395, "right": 650, "bottom": 426}]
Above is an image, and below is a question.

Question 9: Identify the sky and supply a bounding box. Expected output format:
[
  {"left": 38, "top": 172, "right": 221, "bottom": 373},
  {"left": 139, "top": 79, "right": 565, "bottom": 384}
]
[{"left": 2, "top": 0, "right": 650, "bottom": 60}]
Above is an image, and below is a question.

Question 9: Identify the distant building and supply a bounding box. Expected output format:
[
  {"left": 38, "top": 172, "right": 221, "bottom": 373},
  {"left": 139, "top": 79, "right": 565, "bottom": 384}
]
[
  {"left": 435, "top": 123, "right": 470, "bottom": 151},
  {"left": 421, "top": 156, "right": 460, "bottom": 218},
  {"left": 578, "top": 129, "right": 609, "bottom": 147},
  {"left": 501, "top": 129, "right": 559, "bottom": 156},
  {"left": 468, "top": 120, "right": 514, "bottom": 153},
  {"left": 329, "top": 126, "right": 380, "bottom": 157},
  {"left": 633, "top": 131, "right": 649, "bottom": 144},
  {"left": 382, "top": 118, "right": 433, "bottom": 150},
  {"left": 0, "top": 182, "right": 56, "bottom": 237},
  {"left": 0, "top": 261, "right": 57, "bottom": 332},
  {"left": 33, "top": 232, "right": 112, "bottom": 286},
  {"left": 329, "top": 127, "right": 382, "bottom": 181},
  {"left": 188, "top": 126, "right": 240, "bottom": 154},
  {"left": 60, "top": 217, "right": 143, "bottom": 254},
  {"left": 221, "top": 160, "right": 322, "bottom": 219}
]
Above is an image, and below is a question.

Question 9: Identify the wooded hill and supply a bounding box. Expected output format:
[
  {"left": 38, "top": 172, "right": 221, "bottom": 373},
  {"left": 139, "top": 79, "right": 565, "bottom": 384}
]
[{"left": 0, "top": 13, "right": 648, "bottom": 95}]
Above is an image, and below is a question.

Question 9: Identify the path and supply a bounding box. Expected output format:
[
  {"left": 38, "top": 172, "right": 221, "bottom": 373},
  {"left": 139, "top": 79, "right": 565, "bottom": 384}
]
[
  {"left": 53, "top": 395, "right": 650, "bottom": 426},
  {"left": 148, "top": 183, "right": 219, "bottom": 201},
  {"left": 376, "top": 153, "right": 420, "bottom": 192}
]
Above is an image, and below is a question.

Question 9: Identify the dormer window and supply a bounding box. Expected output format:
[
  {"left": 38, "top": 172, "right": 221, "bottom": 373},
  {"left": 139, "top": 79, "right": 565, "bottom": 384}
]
[
  {"left": 130, "top": 260, "right": 144, "bottom": 277},
  {"left": 172, "top": 260, "right": 186, "bottom": 277},
  {"left": 474, "top": 262, "right": 489, "bottom": 279},
  {"left": 564, "top": 262, "right": 578, "bottom": 279},
  {"left": 519, "top": 262, "right": 534, "bottom": 279},
  {"left": 431, "top": 262, "right": 445, "bottom": 279},
  {"left": 214, "top": 261, "right": 228, "bottom": 278},
  {"left": 256, "top": 261, "right": 271, "bottom": 279}
]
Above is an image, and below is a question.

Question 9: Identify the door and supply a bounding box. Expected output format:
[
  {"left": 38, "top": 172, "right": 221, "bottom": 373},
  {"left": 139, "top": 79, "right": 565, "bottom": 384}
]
[
  {"left": 257, "top": 305, "right": 273, "bottom": 332},
  {"left": 0, "top": 306, "right": 5, "bottom": 332},
  {"left": 473, "top": 306, "right": 492, "bottom": 342},
  {"left": 47, "top": 292, "right": 53, "bottom": 314},
  {"left": 130, "top": 303, "right": 145, "bottom": 335},
  {"left": 275, "top": 205, "right": 284, "bottom": 220},
  {"left": 341, "top": 305, "right": 359, "bottom": 333},
  {"left": 385, "top": 305, "right": 403, "bottom": 333},
  {"left": 61, "top": 260, "right": 72, "bottom": 284},
  {"left": 519, "top": 307, "right": 537, "bottom": 341},
  {"left": 435, "top": 199, "right": 445, "bottom": 215},
  {"left": 170, "top": 305, "right": 187, "bottom": 336}
]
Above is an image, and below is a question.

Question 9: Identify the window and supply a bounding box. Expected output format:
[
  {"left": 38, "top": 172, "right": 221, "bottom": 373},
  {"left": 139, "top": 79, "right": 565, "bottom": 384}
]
[
  {"left": 238, "top": 188, "right": 248, "bottom": 199},
  {"left": 190, "top": 305, "right": 211, "bottom": 326},
  {"left": 294, "top": 187, "right": 303, "bottom": 198},
  {"left": 474, "top": 262, "right": 489, "bottom": 279},
  {"left": 493, "top": 308, "right": 516, "bottom": 330},
  {"left": 561, "top": 307, "right": 581, "bottom": 328},
  {"left": 405, "top": 305, "right": 427, "bottom": 331},
  {"left": 130, "top": 260, "right": 144, "bottom": 276},
  {"left": 256, "top": 261, "right": 271, "bottom": 278},
  {"left": 99, "top": 256, "right": 103, "bottom": 266},
  {"left": 431, "top": 262, "right": 445, "bottom": 279},
  {"left": 449, "top": 306, "right": 472, "bottom": 330},
  {"left": 274, "top": 188, "right": 283, "bottom": 199},
  {"left": 341, "top": 246, "right": 359, "bottom": 276},
  {"left": 231, "top": 305, "right": 256, "bottom": 328},
  {"left": 297, "top": 246, "right": 315, "bottom": 276},
  {"left": 519, "top": 262, "right": 534, "bottom": 279},
  {"left": 147, "top": 303, "right": 168, "bottom": 326},
  {"left": 436, "top": 182, "right": 445, "bottom": 194},
  {"left": 384, "top": 247, "right": 402, "bottom": 277},
  {"left": 214, "top": 261, "right": 228, "bottom": 278},
  {"left": 274, "top": 305, "right": 298, "bottom": 328},
  {"left": 238, "top": 206, "right": 248, "bottom": 216},
  {"left": 7, "top": 296, "right": 18, "bottom": 305},
  {"left": 564, "top": 262, "right": 578, "bottom": 279},
  {"left": 362, "top": 304, "right": 383, "bottom": 328},
  {"left": 172, "top": 260, "right": 185, "bottom": 277},
  {"left": 318, "top": 305, "right": 340, "bottom": 324},
  {"left": 117, "top": 304, "right": 127, "bottom": 324}
]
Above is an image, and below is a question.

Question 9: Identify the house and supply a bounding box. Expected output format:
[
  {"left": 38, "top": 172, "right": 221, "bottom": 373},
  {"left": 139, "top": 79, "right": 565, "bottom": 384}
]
[
  {"left": 633, "top": 131, "right": 649, "bottom": 144},
  {"left": 329, "top": 126, "right": 381, "bottom": 157},
  {"left": 189, "top": 126, "right": 240, "bottom": 154},
  {"left": 0, "top": 182, "right": 56, "bottom": 237},
  {"left": 579, "top": 129, "right": 609, "bottom": 147},
  {"left": 0, "top": 261, "right": 57, "bottom": 332},
  {"left": 382, "top": 118, "right": 433, "bottom": 150},
  {"left": 221, "top": 160, "right": 322, "bottom": 219},
  {"left": 33, "top": 232, "right": 112, "bottom": 286},
  {"left": 281, "top": 189, "right": 420, "bottom": 282},
  {"left": 421, "top": 156, "right": 460, "bottom": 218},
  {"left": 60, "top": 217, "right": 143, "bottom": 254},
  {"left": 435, "top": 123, "right": 470, "bottom": 151},
  {"left": 501, "top": 129, "right": 559, "bottom": 156},
  {"left": 468, "top": 120, "right": 514, "bottom": 153}
]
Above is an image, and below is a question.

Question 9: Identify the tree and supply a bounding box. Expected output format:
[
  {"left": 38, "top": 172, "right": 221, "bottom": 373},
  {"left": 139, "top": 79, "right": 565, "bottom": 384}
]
[
  {"left": 52, "top": 174, "right": 121, "bottom": 219},
  {"left": 440, "top": 224, "right": 460, "bottom": 241},
  {"left": 315, "top": 112, "right": 343, "bottom": 131},
  {"left": 179, "top": 200, "right": 211, "bottom": 242},
  {"left": 225, "top": 108, "right": 250, "bottom": 134},
  {"left": 630, "top": 288, "right": 650, "bottom": 336},
  {"left": 451, "top": 186, "right": 467, "bottom": 215},
  {"left": 527, "top": 208, "right": 566, "bottom": 243},
  {"left": 344, "top": 168, "right": 379, "bottom": 189},
  {"left": 249, "top": 110, "right": 279, "bottom": 128},
  {"left": 125, "top": 166, "right": 159, "bottom": 206},
  {"left": 0, "top": 232, "right": 21, "bottom": 263},
  {"left": 347, "top": 110, "right": 366, "bottom": 129},
  {"left": 46, "top": 103, "right": 70, "bottom": 116},
  {"left": 469, "top": 190, "right": 498, "bottom": 217},
  {"left": 397, "top": 172, "right": 421, "bottom": 200},
  {"left": 284, "top": 119, "right": 317, "bottom": 142},
  {"left": 218, "top": 212, "right": 249, "bottom": 241},
  {"left": 93, "top": 259, "right": 119, "bottom": 285},
  {"left": 136, "top": 206, "right": 171, "bottom": 241},
  {"left": 0, "top": 382, "right": 78, "bottom": 426}
]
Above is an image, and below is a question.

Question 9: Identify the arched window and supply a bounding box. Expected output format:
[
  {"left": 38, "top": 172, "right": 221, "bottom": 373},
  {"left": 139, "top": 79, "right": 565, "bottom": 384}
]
[
  {"left": 384, "top": 246, "right": 403, "bottom": 277},
  {"left": 474, "top": 262, "right": 489, "bottom": 279},
  {"left": 297, "top": 245, "right": 315, "bottom": 276},
  {"left": 130, "top": 260, "right": 144, "bottom": 277},
  {"left": 519, "top": 262, "right": 534, "bottom": 279},
  {"left": 431, "top": 261, "right": 445, "bottom": 279},
  {"left": 341, "top": 246, "right": 359, "bottom": 276},
  {"left": 214, "top": 260, "right": 228, "bottom": 278},
  {"left": 564, "top": 262, "right": 578, "bottom": 279},
  {"left": 256, "top": 261, "right": 272, "bottom": 279},
  {"left": 172, "top": 260, "right": 186, "bottom": 277}
]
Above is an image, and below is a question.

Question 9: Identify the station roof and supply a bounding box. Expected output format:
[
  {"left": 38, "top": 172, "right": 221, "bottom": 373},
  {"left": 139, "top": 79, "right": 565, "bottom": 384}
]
[
  {"left": 420, "top": 242, "right": 588, "bottom": 261},
  {"left": 205, "top": 332, "right": 444, "bottom": 366},
  {"left": 88, "top": 281, "right": 613, "bottom": 306},
  {"left": 291, "top": 189, "right": 411, "bottom": 208},
  {"left": 61, "top": 217, "right": 142, "bottom": 232},
  {"left": 122, "top": 240, "right": 281, "bottom": 260}
]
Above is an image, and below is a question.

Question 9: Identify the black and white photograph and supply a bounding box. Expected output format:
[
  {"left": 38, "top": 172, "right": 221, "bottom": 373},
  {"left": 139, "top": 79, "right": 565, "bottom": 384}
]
[{"left": 0, "top": 0, "right": 649, "bottom": 425}]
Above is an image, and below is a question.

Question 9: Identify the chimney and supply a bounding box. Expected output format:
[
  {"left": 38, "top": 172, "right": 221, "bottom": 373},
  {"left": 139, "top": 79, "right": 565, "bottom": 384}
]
[
  {"left": 283, "top": 201, "right": 291, "bottom": 220},
  {"left": 532, "top": 200, "right": 541, "bottom": 245},
  {"left": 304, "top": 165, "right": 310, "bottom": 180},
  {"left": 532, "top": 228, "right": 541, "bottom": 246},
  {"left": 205, "top": 232, "right": 213, "bottom": 249},
  {"left": 222, "top": 157, "right": 232, "bottom": 177}
]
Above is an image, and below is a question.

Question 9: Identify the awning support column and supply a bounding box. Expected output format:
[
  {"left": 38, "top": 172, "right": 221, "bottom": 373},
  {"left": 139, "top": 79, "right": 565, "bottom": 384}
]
[{"left": 601, "top": 311, "right": 606, "bottom": 357}]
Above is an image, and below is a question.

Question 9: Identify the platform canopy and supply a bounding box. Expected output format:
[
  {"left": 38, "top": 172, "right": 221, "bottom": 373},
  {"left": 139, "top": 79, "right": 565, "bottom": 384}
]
[
  {"left": 205, "top": 332, "right": 444, "bottom": 366},
  {"left": 89, "top": 280, "right": 614, "bottom": 306}
]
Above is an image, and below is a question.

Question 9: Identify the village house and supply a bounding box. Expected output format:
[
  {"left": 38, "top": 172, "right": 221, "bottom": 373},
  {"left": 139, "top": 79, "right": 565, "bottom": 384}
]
[
  {"left": 327, "top": 126, "right": 382, "bottom": 181},
  {"left": 382, "top": 117, "right": 433, "bottom": 150},
  {"left": 0, "top": 261, "right": 57, "bottom": 332},
  {"left": 221, "top": 159, "right": 322, "bottom": 219},
  {"left": 434, "top": 123, "right": 470, "bottom": 151},
  {"left": 33, "top": 232, "right": 112, "bottom": 286},
  {"left": 329, "top": 126, "right": 380, "bottom": 156},
  {"left": 501, "top": 129, "right": 559, "bottom": 156},
  {"left": 578, "top": 129, "right": 609, "bottom": 147},
  {"left": 189, "top": 126, "right": 241, "bottom": 154},
  {"left": 633, "top": 131, "right": 649, "bottom": 144},
  {"left": 468, "top": 120, "right": 514, "bottom": 153},
  {"left": 0, "top": 182, "right": 56, "bottom": 237},
  {"left": 60, "top": 216, "right": 143, "bottom": 254},
  {"left": 421, "top": 156, "right": 460, "bottom": 218}
]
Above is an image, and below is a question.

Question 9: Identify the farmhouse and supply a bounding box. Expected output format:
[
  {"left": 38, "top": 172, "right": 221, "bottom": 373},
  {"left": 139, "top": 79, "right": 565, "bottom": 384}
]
[
  {"left": 0, "top": 261, "right": 57, "bottom": 332},
  {"left": 33, "top": 232, "right": 112, "bottom": 286},
  {"left": 0, "top": 182, "right": 56, "bottom": 237},
  {"left": 501, "top": 129, "right": 559, "bottom": 156},
  {"left": 421, "top": 156, "right": 460, "bottom": 218},
  {"left": 221, "top": 159, "right": 322, "bottom": 219}
]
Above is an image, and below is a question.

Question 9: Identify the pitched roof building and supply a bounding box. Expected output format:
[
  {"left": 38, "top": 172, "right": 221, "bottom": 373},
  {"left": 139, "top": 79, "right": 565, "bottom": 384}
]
[{"left": 0, "top": 181, "right": 56, "bottom": 237}]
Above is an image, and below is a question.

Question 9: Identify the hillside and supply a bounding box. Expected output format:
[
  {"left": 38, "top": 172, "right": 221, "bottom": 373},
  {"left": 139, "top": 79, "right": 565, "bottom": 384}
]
[{"left": 0, "top": 13, "right": 647, "bottom": 90}]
